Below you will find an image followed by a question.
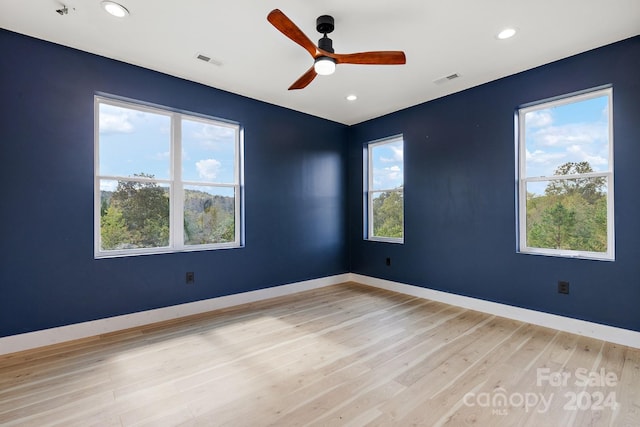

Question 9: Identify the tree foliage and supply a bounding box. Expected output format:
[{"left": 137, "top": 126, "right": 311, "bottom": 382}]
[
  {"left": 373, "top": 190, "right": 403, "bottom": 238},
  {"left": 527, "top": 161, "right": 607, "bottom": 252},
  {"left": 100, "top": 173, "right": 236, "bottom": 251},
  {"left": 183, "top": 190, "right": 235, "bottom": 245},
  {"left": 544, "top": 161, "right": 606, "bottom": 204},
  {"left": 100, "top": 206, "right": 129, "bottom": 249},
  {"left": 100, "top": 173, "right": 170, "bottom": 250}
]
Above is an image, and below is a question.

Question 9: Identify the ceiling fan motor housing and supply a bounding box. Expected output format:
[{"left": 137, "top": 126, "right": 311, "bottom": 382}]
[
  {"left": 318, "top": 35, "right": 334, "bottom": 53},
  {"left": 316, "top": 15, "right": 334, "bottom": 34}
]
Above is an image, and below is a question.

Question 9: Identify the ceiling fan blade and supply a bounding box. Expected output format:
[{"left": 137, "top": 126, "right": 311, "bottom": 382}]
[
  {"left": 333, "top": 51, "right": 406, "bottom": 65},
  {"left": 288, "top": 67, "right": 318, "bottom": 90},
  {"left": 268, "top": 9, "right": 319, "bottom": 58}
]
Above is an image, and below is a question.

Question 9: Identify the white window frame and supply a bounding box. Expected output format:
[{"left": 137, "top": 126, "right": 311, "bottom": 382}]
[
  {"left": 365, "top": 135, "right": 404, "bottom": 244},
  {"left": 94, "top": 95, "right": 243, "bottom": 258},
  {"left": 517, "top": 87, "right": 614, "bottom": 261}
]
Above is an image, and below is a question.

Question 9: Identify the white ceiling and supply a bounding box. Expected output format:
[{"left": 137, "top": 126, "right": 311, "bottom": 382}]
[{"left": 2, "top": 0, "right": 639, "bottom": 125}]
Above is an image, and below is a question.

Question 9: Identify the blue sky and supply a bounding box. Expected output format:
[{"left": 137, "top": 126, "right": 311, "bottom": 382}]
[
  {"left": 371, "top": 139, "right": 403, "bottom": 191},
  {"left": 98, "top": 103, "right": 236, "bottom": 194},
  {"left": 99, "top": 95, "right": 605, "bottom": 198},
  {"left": 524, "top": 95, "right": 609, "bottom": 177},
  {"left": 524, "top": 94, "right": 609, "bottom": 195}
]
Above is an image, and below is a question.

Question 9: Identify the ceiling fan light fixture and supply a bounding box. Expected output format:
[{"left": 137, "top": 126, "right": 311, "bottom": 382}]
[
  {"left": 267, "top": 9, "right": 405, "bottom": 89},
  {"left": 101, "top": 1, "right": 129, "bottom": 18},
  {"left": 314, "top": 57, "right": 336, "bottom": 76}
]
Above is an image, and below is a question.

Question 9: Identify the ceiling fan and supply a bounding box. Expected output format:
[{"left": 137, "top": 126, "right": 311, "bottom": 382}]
[{"left": 267, "top": 9, "right": 406, "bottom": 90}]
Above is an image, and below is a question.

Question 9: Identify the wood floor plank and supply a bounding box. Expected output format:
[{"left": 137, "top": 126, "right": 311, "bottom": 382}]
[
  {"left": 0, "top": 282, "right": 638, "bottom": 426},
  {"left": 613, "top": 345, "right": 640, "bottom": 427},
  {"left": 377, "top": 318, "right": 529, "bottom": 425}
]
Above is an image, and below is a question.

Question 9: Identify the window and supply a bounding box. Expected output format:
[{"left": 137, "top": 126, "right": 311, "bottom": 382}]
[
  {"left": 366, "top": 136, "right": 404, "bottom": 242},
  {"left": 95, "top": 96, "right": 242, "bottom": 258},
  {"left": 517, "top": 87, "right": 613, "bottom": 260}
]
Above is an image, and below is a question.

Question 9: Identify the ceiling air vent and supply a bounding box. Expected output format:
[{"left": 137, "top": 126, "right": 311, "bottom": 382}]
[
  {"left": 433, "top": 73, "right": 461, "bottom": 85},
  {"left": 196, "top": 53, "right": 223, "bottom": 66}
]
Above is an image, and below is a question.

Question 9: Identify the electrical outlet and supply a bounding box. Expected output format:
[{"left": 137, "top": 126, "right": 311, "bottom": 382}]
[
  {"left": 386, "top": 257, "right": 391, "bottom": 266},
  {"left": 186, "top": 272, "right": 195, "bottom": 284},
  {"left": 558, "top": 281, "right": 569, "bottom": 294}
]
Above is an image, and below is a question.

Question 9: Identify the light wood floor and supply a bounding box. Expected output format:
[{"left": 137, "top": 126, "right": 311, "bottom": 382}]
[{"left": 1, "top": 282, "right": 639, "bottom": 426}]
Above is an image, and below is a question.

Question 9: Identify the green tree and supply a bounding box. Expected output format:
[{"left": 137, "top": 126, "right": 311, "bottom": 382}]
[
  {"left": 373, "top": 191, "right": 403, "bottom": 238},
  {"left": 100, "top": 206, "right": 129, "bottom": 250},
  {"left": 545, "top": 161, "right": 606, "bottom": 203},
  {"left": 530, "top": 202, "right": 576, "bottom": 249},
  {"left": 104, "top": 173, "right": 170, "bottom": 248},
  {"left": 183, "top": 191, "right": 235, "bottom": 245},
  {"left": 527, "top": 161, "right": 607, "bottom": 252}
]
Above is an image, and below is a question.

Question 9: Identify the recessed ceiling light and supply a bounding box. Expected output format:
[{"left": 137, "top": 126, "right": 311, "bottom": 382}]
[
  {"left": 497, "top": 28, "right": 516, "bottom": 40},
  {"left": 101, "top": 1, "right": 129, "bottom": 18},
  {"left": 346, "top": 94, "right": 358, "bottom": 101}
]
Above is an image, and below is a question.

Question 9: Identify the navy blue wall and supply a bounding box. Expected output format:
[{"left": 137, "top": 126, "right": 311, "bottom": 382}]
[
  {"left": 348, "top": 36, "right": 640, "bottom": 332},
  {"left": 0, "top": 30, "right": 349, "bottom": 337},
  {"left": 2, "top": 29, "right": 638, "bottom": 339}
]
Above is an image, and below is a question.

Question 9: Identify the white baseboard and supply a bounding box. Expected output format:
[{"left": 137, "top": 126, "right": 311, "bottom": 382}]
[
  {"left": 350, "top": 273, "right": 640, "bottom": 349},
  {"left": 0, "top": 274, "right": 350, "bottom": 356},
  {"left": 2, "top": 272, "right": 638, "bottom": 356}
]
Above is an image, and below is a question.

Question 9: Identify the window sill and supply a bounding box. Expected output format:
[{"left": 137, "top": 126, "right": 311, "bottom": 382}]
[
  {"left": 95, "top": 243, "right": 243, "bottom": 259},
  {"left": 366, "top": 237, "right": 404, "bottom": 245},
  {"left": 517, "top": 249, "right": 614, "bottom": 262}
]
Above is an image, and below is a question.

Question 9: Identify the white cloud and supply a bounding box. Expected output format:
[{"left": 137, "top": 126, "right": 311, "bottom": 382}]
[
  {"left": 381, "top": 145, "right": 404, "bottom": 163},
  {"left": 190, "top": 123, "right": 235, "bottom": 149},
  {"left": 530, "top": 122, "right": 607, "bottom": 147},
  {"left": 526, "top": 149, "right": 566, "bottom": 164},
  {"left": 525, "top": 149, "right": 567, "bottom": 177},
  {"left": 197, "top": 124, "right": 234, "bottom": 140},
  {"left": 525, "top": 110, "right": 553, "bottom": 128},
  {"left": 385, "top": 165, "right": 402, "bottom": 181},
  {"left": 99, "top": 112, "right": 134, "bottom": 133},
  {"left": 525, "top": 136, "right": 608, "bottom": 176},
  {"left": 195, "top": 158, "right": 221, "bottom": 180},
  {"left": 373, "top": 165, "right": 403, "bottom": 189},
  {"left": 566, "top": 145, "right": 608, "bottom": 168}
]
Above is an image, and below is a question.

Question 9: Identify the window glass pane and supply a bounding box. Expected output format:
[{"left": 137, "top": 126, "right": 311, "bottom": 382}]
[
  {"left": 524, "top": 95, "right": 609, "bottom": 178},
  {"left": 182, "top": 119, "right": 236, "bottom": 184},
  {"left": 95, "top": 97, "right": 243, "bottom": 257},
  {"left": 525, "top": 179, "right": 608, "bottom": 252},
  {"left": 99, "top": 179, "right": 170, "bottom": 250},
  {"left": 184, "top": 185, "right": 235, "bottom": 245},
  {"left": 372, "top": 190, "right": 404, "bottom": 239},
  {"left": 371, "top": 140, "right": 403, "bottom": 191},
  {"left": 519, "top": 88, "right": 613, "bottom": 260},
  {"left": 99, "top": 104, "right": 171, "bottom": 179}
]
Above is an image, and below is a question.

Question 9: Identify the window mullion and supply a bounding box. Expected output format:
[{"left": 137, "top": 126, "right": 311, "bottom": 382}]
[
  {"left": 172, "top": 114, "right": 184, "bottom": 250},
  {"left": 368, "top": 147, "right": 374, "bottom": 239},
  {"left": 525, "top": 172, "right": 609, "bottom": 182}
]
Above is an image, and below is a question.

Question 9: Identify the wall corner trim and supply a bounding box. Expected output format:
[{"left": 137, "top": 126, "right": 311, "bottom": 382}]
[{"left": 350, "top": 273, "right": 640, "bottom": 349}]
